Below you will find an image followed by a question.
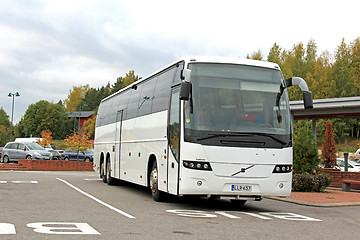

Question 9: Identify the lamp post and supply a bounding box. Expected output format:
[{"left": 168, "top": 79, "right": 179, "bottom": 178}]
[{"left": 8, "top": 92, "right": 20, "bottom": 142}]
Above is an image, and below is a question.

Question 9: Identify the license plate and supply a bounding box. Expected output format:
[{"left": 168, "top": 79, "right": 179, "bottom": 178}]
[{"left": 231, "top": 185, "right": 252, "bottom": 192}]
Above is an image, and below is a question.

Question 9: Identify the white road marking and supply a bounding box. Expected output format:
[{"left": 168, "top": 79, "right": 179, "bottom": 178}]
[
  {"left": 12, "top": 181, "right": 38, "bottom": 184},
  {"left": 83, "top": 178, "right": 102, "bottom": 181},
  {"left": 56, "top": 178, "right": 136, "bottom": 219},
  {"left": 0, "top": 181, "right": 7, "bottom": 184}
]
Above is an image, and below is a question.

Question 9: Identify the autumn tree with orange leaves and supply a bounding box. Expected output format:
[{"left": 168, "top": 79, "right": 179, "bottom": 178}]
[
  {"left": 322, "top": 121, "right": 337, "bottom": 168},
  {"left": 64, "top": 131, "right": 92, "bottom": 160},
  {"left": 37, "top": 129, "right": 53, "bottom": 148}
]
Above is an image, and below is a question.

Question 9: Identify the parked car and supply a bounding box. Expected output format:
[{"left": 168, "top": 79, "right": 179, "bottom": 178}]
[
  {"left": 1, "top": 142, "right": 51, "bottom": 163},
  {"left": 48, "top": 150, "right": 61, "bottom": 160},
  {"left": 62, "top": 148, "right": 94, "bottom": 162},
  {"left": 335, "top": 158, "right": 360, "bottom": 172},
  {"left": 0, "top": 147, "right": 3, "bottom": 159}
]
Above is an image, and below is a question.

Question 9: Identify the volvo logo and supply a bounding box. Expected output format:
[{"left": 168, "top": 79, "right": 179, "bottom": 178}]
[{"left": 231, "top": 165, "right": 255, "bottom": 176}]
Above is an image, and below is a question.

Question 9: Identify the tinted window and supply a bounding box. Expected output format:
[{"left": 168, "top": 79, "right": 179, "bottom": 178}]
[
  {"left": 97, "top": 100, "right": 111, "bottom": 126},
  {"left": 138, "top": 77, "right": 156, "bottom": 117},
  {"left": 7, "top": 143, "right": 18, "bottom": 149},
  {"left": 169, "top": 90, "right": 180, "bottom": 162},
  {"left": 152, "top": 67, "right": 176, "bottom": 113},
  {"left": 172, "top": 62, "right": 184, "bottom": 86},
  {"left": 127, "top": 85, "right": 142, "bottom": 119},
  {"left": 17, "top": 143, "right": 26, "bottom": 150}
]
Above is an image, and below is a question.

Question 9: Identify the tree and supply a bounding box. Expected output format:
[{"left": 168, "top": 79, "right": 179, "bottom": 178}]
[
  {"left": 64, "top": 131, "right": 93, "bottom": 160},
  {"left": 293, "top": 122, "right": 320, "bottom": 174},
  {"left": 332, "top": 38, "right": 355, "bottom": 97},
  {"left": 246, "top": 50, "right": 263, "bottom": 60},
  {"left": 321, "top": 121, "right": 337, "bottom": 168},
  {"left": 64, "top": 85, "right": 90, "bottom": 111},
  {"left": 21, "top": 100, "right": 71, "bottom": 139},
  {"left": 110, "top": 70, "right": 139, "bottom": 95},
  {"left": 0, "top": 107, "right": 10, "bottom": 128},
  {"left": 350, "top": 37, "right": 360, "bottom": 95},
  {"left": 267, "top": 43, "right": 282, "bottom": 66},
  {"left": 37, "top": 129, "right": 53, "bottom": 148},
  {"left": 0, "top": 125, "right": 10, "bottom": 147}
]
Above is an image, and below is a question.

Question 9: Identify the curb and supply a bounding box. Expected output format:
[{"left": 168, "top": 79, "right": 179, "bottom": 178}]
[{"left": 267, "top": 196, "right": 360, "bottom": 207}]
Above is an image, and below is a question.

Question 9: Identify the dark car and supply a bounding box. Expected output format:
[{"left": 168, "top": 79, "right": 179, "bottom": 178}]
[
  {"left": 62, "top": 149, "right": 94, "bottom": 162},
  {"left": 48, "top": 150, "right": 61, "bottom": 160}
]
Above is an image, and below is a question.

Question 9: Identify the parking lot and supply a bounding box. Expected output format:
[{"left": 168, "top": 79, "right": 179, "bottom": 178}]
[{"left": 1, "top": 171, "right": 360, "bottom": 239}]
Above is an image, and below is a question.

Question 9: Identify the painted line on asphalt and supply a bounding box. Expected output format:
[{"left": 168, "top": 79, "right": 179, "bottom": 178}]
[{"left": 56, "top": 178, "right": 136, "bottom": 219}]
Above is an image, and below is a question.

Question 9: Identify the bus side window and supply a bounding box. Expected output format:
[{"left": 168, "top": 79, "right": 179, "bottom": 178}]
[
  {"left": 152, "top": 67, "right": 176, "bottom": 113},
  {"left": 138, "top": 78, "right": 156, "bottom": 117},
  {"left": 127, "top": 85, "right": 142, "bottom": 119}
]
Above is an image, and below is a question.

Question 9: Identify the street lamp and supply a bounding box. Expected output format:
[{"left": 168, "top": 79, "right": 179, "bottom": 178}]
[{"left": 8, "top": 92, "right": 20, "bottom": 142}]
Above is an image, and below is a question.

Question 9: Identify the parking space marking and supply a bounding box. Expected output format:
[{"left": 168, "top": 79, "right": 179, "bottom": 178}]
[
  {"left": 12, "top": 181, "right": 38, "bottom": 184},
  {"left": 0, "top": 181, "right": 38, "bottom": 184},
  {"left": 56, "top": 178, "right": 136, "bottom": 219},
  {"left": 167, "top": 210, "right": 322, "bottom": 222},
  {"left": 83, "top": 178, "right": 102, "bottom": 181}
]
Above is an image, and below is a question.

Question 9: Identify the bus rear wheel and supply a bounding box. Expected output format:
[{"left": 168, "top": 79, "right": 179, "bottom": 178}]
[
  {"left": 149, "top": 161, "right": 166, "bottom": 202},
  {"left": 101, "top": 161, "right": 107, "bottom": 183},
  {"left": 106, "top": 160, "right": 114, "bottom": 185}
]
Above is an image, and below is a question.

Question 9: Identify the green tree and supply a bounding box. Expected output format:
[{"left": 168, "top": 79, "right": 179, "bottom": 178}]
[
  {"left": 293, "top": 121, "right": 320, "bottom": 174},
  {"left": 267, "top": 43, "right": 282, "bottom": 66},
  {"left": 350, "top": 37, "right": 360, "bottom": 95},
  {"left": 246, "top": 50, "right": 263, "bottom": 60},
  {"left": 21, "top": 100, "right": 71, "bottom": 139},
  {"left": 0, "top": 125, "right": 10, "bottom": 147},
  {"left": 332, "top": 38, "right": 355, "bottom": 97},
  {"left": 0, "top": 107, "right": 10, "bottom": 128}
]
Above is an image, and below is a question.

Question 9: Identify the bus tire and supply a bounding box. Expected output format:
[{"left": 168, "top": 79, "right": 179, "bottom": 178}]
[
  {"left": 106, "top": 159, "right": 114, "bottom": 185},
  {"left": 101, "top": 161, "right": 107, "bottom": 183},
  {"left": 149, "top": 161, "right": 166, "bottom": 202}
]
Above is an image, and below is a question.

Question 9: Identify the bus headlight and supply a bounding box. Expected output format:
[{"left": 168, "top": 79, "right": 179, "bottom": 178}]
[
  {"left": 183, "top": 161, "right": 213, "bottom": 171},
  {"left": 273, "top": 165, "right": 292, "bottom": 173}
]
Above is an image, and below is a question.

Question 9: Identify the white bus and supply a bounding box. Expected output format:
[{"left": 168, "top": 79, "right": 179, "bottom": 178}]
[{"left": 94, "top": 56, "right": 313, "bottom": 204}]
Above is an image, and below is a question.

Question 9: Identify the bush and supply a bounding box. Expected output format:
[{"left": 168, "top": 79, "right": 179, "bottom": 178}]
[
  {"left": 293, "top": 122, "right": 320, "bottom": 174},
  {"left": 292, "top": 173, "right": 332, "bottom": 192}
]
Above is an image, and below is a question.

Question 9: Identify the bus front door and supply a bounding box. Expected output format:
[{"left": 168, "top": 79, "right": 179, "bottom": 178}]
[
  {"left": 114, "top": 110, "right": 123, "bottom": 179},
  {"left": 168, "top": 89, "right": 180, "bottom": 195}
]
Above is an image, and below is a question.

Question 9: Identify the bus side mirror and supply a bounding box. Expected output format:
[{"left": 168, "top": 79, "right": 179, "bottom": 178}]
[
  {"left": 180, "top": 81, "right": 192, "bottom": 101},
  {"left": 303, "top": 91, "right": 313, "bottom": 109}
]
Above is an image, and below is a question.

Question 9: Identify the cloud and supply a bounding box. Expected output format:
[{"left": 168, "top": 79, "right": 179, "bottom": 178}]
[{"left": 0, "top": 0, "right": 360, "bottom": 125}]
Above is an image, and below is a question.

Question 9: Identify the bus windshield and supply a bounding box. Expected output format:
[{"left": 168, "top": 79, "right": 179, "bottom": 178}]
[{"left": 184, "top": 63, "right": 291, "bottom": 148}]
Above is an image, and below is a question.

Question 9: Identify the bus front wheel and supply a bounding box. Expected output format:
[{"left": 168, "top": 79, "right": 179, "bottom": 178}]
[{"left": 149, "top": 161, "right": 166, "bottom": 202}]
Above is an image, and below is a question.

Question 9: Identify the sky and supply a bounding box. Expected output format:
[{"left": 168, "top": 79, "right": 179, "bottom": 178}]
[{"left": 0, "top": 0, "right": 359, "bottom": 124}]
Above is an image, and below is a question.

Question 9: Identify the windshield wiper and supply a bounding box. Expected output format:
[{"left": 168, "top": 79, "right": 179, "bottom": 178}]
[
  {"left": 197, "top": 133, "right": 252, "bottom": 141},
  {"left": 241, "top": 132, "right": 287, "bottom": 145},
  {"left": 197, "top": 132, "right": 287, "bottom": 145}
]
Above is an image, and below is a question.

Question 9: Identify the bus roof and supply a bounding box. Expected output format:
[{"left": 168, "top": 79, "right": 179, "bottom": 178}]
[{"left": 101, "top": 56, "right": 280, "bottom": 103}]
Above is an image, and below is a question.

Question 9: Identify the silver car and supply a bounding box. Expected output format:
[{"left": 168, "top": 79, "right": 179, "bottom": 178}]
[{"left": 1, "top": 142, "right": 51, "bottom": 163}]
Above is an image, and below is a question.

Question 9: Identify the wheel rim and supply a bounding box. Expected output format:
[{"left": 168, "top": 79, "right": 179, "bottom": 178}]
[
  {"left": 150, "top": 165, "right": 158, "bottom": 193},
  {"left": 26, "top": 156, "right": 31, "bottom": 160},
  {"left": 4, "top": 156, "right": 9, "bottom": 163}
]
